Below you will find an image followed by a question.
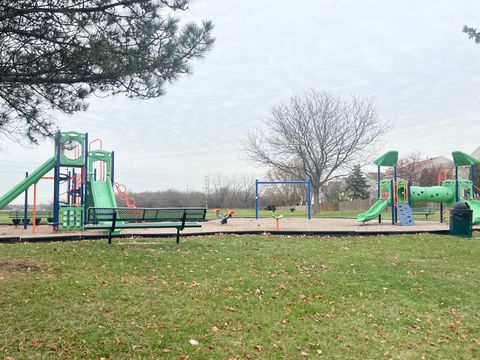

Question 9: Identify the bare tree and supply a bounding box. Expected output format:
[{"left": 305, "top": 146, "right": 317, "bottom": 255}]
[
  {"left": 243, "top": 90, "right": 386, "bottom": 213},
  {"left": 395, "top": 151, "right": 423, "bottom": 184}
]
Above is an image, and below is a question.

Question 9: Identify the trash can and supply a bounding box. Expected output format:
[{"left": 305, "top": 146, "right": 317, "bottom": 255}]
[{"left": 449, "top": 201, "right": 473, "bottom": 237}]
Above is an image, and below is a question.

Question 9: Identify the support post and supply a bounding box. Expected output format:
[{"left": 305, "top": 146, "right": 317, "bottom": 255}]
[
  {"left": 111, "top": 151, "right": 115, "bottom": 185},
  {"left": 67, "top": 170, "right": 72, "bottom": 205},
  {"left": 407, "top": 181, "right": 412, "bottom": 207},
  {"left": 53, "top": 132, "right": 61, "bottom": 229},
  {"left": 307, "top": 179, "right": 311, "bottom": 220},
  {"left": 109, "top": 211, "right": 117, "bottom": 245},
  {"left": 393, "top": 166, "right": 397, "bottom": 223},
  {"left": 83, "top": 132, "right": 89, "bottom": 225},
  {"left": 455, "top": 166, "right": 459, "bottom": 202},
  {"left": 23, "top": 172, "right": 29, "bottom": 230},
  {"left": 440, "top": 202, "right": 444, "bottom": 223},
  {"left": 471, "top": 165, "right": 475, "bottom": 198},
  {"left": 255, "top": 179, "right": 259, "bottom": 219},
  {"left": 390, "top": 179, "right": 395, "bottom": 225},
  {"left": 33, "top": 183, "right": 37, "bottom": 234},
  {"left": 377, "top": 166, "right": 381, "bottom": 223}
]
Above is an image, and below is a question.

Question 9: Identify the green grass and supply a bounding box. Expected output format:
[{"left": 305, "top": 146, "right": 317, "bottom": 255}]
[
  {"left": 209, "top": 208, "right": 443, "bottom": 221},
  {"left": 1, "top": 234, "right": 479, "bottom": 359},
  {"left": 0, "top": 208, "right": 443, "bottom": 224},
  {"left": 0, "top": 210, "right": 52, "bottom": 225}
]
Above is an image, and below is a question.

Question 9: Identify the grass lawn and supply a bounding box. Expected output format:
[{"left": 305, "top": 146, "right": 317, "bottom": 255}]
[
  {"left": 0, "top": 210, "right": 52, "bottom": 225},
  {"left": 208, "top": 208, "right": 443, "bottom": 222},
  {"left": 1, "top": 234, "right": 479, "bottom": 359},
  {"left": 0, "top": 208, "right": 443, "bottom": 224}
]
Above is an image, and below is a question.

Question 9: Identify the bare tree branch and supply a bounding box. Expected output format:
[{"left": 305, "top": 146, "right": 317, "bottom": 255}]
[{"left": 243, "top": 90, "right": 390, "bottom": 213}]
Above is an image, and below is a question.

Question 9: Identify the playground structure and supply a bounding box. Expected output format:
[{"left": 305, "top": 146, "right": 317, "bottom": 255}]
[
  {"left": 0, "top": 131, "right": 129, "bottom": 231},
  {"left": 357, "top": 150, "right": 480, "bottom": 225},
  {"left": 255, "top": 179, "right": 311, "bottom": 220}
]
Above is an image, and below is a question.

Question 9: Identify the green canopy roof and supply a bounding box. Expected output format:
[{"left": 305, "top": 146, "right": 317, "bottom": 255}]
[
  {"left": 451, "top": 151, "right": 480, "bottom": 166},
  {"left": 373, "top": 151, "right": 398, "bottom": 167}
]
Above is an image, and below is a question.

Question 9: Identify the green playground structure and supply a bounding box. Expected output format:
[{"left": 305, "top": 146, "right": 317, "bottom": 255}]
[
  {"left": 0, "top": 131, "right": 131, "bottom": 231},
  {"left": 358, "top": 150, "right": 480, "bottom": 225},
  {"left": 0, "top": 130, "right": 207, "bottom": 242}
]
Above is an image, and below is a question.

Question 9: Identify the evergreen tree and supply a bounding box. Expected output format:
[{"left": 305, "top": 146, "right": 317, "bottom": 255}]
[
  {"left": 0, "top": 1, "right": 215, "bottom": 142},
  {"left": 344, "top": 164, "right": 370, "bottom": 200}
]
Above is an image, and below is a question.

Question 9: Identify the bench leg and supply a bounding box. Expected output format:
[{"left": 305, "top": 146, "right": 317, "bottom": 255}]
[
  {"left": 176, "top": 228, "right": 180, "bottom": 244},
  {"left": 108, "top": 231, "right": 112, "bottom": 244}
]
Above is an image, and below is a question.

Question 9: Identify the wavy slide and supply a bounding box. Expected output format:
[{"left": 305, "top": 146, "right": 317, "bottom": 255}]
[
  {"left": 466, "top": 200, "right": 480, "bottom": 224},
  {"left": 357, "top": 199, "right": 390, "bottom": 223}
]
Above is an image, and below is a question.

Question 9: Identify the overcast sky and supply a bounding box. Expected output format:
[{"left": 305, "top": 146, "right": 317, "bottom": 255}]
[{"left": 2, "top": 0, "right": 480, "bottom": 203}]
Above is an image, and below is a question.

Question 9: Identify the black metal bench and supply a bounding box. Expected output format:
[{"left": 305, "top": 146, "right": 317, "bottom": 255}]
[
  {"left": 84, "top": 207, "right": 207, "bottom": 244},
  {"left": 9, "top": 216, "right": 41, "bottom": 227},
  {"left": 412, "top": 207, "right": 437, "bottom": 219}
]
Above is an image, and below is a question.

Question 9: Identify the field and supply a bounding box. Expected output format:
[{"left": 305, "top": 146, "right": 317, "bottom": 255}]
[
  {"left": 1, "top": 234, "right": 479, "bottom": 359},
  {"left": 0, "top": 208, "right": 443, "bottom": 227}
]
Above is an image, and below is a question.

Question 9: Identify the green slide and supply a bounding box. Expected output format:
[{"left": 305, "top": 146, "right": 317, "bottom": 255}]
[
  {"left": 466, "top": 200, "right": 480, "bottom": 224},
  {"left": 357, "top": 199, "right": 390, "bottom": 223},
  {"left": 0, "top": 157, "right": 56, "bottom": 210},
  {"left": 90, "top": 177, "right": 117, "bottom": 208}
]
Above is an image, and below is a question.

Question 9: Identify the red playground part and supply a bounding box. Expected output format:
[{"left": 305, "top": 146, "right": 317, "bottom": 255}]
[{"left": 114, "top": 182, "right": 136, "bottom": 208}]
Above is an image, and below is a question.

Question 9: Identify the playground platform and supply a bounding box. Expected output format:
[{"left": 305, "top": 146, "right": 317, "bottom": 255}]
[{"left": 1, "top": 218, "right": 478, "bottom": 243}]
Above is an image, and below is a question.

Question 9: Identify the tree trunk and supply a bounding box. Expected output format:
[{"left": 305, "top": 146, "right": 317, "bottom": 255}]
[{"left": 312, "top": 186, "right": 321, "bottom": 214}]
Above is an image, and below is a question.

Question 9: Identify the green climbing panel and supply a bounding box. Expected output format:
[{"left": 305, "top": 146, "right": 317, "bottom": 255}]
[{"left": 59, "top": 206, "right": 84, "bottom": 230}]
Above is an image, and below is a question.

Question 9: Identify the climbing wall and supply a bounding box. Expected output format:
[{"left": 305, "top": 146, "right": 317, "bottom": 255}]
[{"left": 396, "top": 204, "right": 415, "bottom": 226}]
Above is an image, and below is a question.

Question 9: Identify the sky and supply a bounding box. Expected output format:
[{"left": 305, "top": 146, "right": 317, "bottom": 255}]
[{"left": 2, "top": 0, "right": 480, "bottom": 203}]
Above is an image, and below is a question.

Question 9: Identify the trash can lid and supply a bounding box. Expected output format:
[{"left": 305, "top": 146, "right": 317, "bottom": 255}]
[{"left": 453, "top": 201, "right": 470, "bottom": 210}]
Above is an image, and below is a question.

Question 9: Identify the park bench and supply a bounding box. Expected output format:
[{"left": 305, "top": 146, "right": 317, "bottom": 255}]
[
  {"left": 412, "top": 207, "right": 437, "bottom": 219},
  {"left": 9, "top": 212, "right": 42, "bottom": 227},
  {"left": 85, "top": 207, "right": 207, "bottom": 244}
]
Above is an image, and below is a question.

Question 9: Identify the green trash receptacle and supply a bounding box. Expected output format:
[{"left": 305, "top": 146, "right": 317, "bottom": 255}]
[{"left": 449, "top": 201, "right": 473, "bottom": 237}]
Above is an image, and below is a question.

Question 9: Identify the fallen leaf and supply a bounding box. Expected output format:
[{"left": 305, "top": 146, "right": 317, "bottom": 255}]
[{"left": 189, "top": 339, "right": 199, "bottom": 346}]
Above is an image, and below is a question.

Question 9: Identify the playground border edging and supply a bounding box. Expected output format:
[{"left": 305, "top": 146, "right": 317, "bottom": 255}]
[{"left": 0, "top": 229, "right": 453, "bottom": 244}]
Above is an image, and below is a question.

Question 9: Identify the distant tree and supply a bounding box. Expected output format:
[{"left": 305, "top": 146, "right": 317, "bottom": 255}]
[
  {"left": 463, "top": 25, "right": 480, "bottom": 43},
  {"left": 243, "top": 90, "right": 387, "bottom": 213},
  {"left": 320, "top": 180, "right": 346, "bottom": 203},
  {"left": 396, "top": 151, "right": 423, "bottom": 184},
  {"left": 418, "top": 165, "right": 451, "bottom": 186},
  {"left": 344, "top": 165, "right": 369, "bottom": 200},
  {"left": 0, "top": 1, "right": 214, "bottom": 142}
]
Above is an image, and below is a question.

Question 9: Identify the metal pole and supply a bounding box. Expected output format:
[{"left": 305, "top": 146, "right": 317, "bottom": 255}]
[
  {"left": 72, "top": 168, "right": 77, "bottom": 205},
  {"left": 83, "top": 132, "right": 89, "bottom": 225},
  {"left": 23, "top": 172, "right": 28, "bottom": 229},
  {"left": 67, "top": 170, "right": 72, "bottom": 206},
  {"left": 377, "top": 166, "right": 381, "bottom": 223},
  {"left": 33, "top": 183, "right": 37, "bottom": 234},
  {"left": 111, "top": 151, "right": 115, "bottom": 185},
  {"left": 393, "top": 166, "right": 397, "bottom": 223},
  {"left": 455, "top": 166, "right": 459, "bottom": 202},
  {"left": 53, "top": 132, "right": 61, "bottom": 229},
  {"left": 255, "top": 179, "right": 259, "bottom": 219},
  {"left": 390, "top": 179, "right": 395, "bottom": 225},
  {"left": 307, "top": 179, "right": 311, "bottom": 220},
  {"left": 471, "top": 165, "right": 475, "bottom": 199}
]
